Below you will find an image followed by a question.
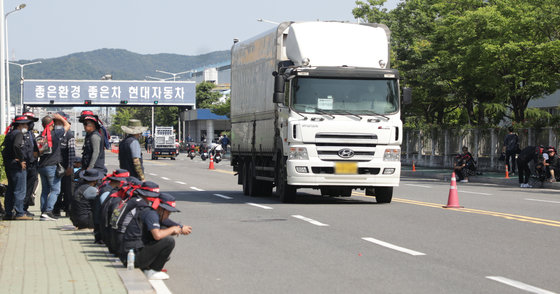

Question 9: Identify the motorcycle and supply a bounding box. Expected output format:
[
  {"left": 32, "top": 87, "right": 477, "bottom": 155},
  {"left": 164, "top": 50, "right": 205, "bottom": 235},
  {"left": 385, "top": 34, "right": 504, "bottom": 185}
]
[
  {"left": 200, "top": 145, "right": 209, "bottom": 161},
  {"left": 188, "top": 145, "right": 197, "bottom": 160},
  {"left": 214, "top": 149, "right": 222, "bottom": 163}
]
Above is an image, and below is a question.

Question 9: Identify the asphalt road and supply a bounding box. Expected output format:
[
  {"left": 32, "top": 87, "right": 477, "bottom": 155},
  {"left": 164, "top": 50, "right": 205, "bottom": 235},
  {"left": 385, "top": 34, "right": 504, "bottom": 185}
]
[{"left": 105, "top": 152, "right": 560, "bottom": 294}]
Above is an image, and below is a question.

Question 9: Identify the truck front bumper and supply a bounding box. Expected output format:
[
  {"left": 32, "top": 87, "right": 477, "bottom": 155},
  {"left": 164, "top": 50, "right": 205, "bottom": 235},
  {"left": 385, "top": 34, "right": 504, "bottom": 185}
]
[{"left": 286, "top": 160, "right": 400, "bottom": 187}]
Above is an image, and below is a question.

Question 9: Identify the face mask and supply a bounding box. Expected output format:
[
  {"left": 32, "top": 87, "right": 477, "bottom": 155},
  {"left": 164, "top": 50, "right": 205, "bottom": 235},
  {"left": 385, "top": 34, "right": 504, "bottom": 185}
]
[
  {"left": 55, "top": 125, "right": 63, "bottom": 130},
  {"left": 21, "top": 128, "right": 28, "bottom": 134}
]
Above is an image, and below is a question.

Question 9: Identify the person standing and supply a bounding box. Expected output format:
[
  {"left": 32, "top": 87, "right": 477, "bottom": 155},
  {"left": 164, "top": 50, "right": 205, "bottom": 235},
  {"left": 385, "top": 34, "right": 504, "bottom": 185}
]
[
  {"left": 53, "top": 112, "right": 75, "bottom": 217},
  {"left": 81, "top": 115, "right": 107, "bottom": 175},
  {"left": 221, "top": 134, "right": 229, "bottom": 153},
  {"left": 22, "top": 111, "right": 40, "bottom": 216},
  {"left": 119, "top": 119, "right": 148, "bottom": 181},
  {"left": 1, "top": 115, "right": 33, "bottom": 220},
  {"left": 37, "top": 113, "right": 70, "bottom": 221},
  {"left": 503, "top": 127, "right": 519, "bottom": 176},
  {"left": 517, "top": 146, "right": 537, "bottom": 188}
]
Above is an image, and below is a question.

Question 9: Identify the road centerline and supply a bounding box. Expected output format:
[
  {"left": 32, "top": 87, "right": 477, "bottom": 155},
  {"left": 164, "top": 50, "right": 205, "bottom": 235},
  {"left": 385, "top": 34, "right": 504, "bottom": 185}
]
[
  {"left": 175, "top": 181, "right": 186, "bottom": 185},
  {"left": 362, "top": 237, "right": 426, "bottom": 256},
  {"left": 190, "top": 187, "right": 205, "bottom": 191}
]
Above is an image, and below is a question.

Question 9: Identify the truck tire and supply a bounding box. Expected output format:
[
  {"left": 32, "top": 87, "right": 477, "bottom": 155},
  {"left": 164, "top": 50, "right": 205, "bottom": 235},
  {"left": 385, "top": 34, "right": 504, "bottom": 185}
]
[
  {"left": 276, "top": 157, "right": 296, "bottom": 203},
  {"left": 375, "top": 187, "right": 393, "bottom": 203},
  {"left": 242, "top": 161, "right": 259, "bottom": 196}
]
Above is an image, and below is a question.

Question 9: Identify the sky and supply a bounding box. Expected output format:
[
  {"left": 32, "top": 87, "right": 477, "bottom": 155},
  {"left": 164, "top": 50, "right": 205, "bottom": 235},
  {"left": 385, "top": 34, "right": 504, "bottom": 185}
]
[{"left": 4, "top": 0, "right": 400, "bottom": 61}]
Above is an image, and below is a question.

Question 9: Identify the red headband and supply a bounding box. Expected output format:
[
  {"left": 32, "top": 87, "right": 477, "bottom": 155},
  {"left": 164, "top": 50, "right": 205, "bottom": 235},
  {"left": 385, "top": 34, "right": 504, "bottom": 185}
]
[
  {"left": 41, "top": 121, "right": 55, "bottom": 148},
  {"left": 145, "top": 197, "right": 161, "bottom": 209},
  {"left": 83, "top": 116, "right": 98, "bottom": 123},
  {"left": 82, "top": 111, "right": 94, "bottom": 116},
  {"left": 15, "top": 116, "right": 29, "bottom": 121}
]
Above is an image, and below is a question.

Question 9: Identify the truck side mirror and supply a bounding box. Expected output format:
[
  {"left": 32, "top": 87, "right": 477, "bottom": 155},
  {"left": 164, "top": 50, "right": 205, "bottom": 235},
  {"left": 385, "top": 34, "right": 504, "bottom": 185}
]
[
  {"left": 402, "top": 87, "right": 412, "bottom": 105},
  {"left": 273, "top": 72, "right": 285, "bottom": 103}
]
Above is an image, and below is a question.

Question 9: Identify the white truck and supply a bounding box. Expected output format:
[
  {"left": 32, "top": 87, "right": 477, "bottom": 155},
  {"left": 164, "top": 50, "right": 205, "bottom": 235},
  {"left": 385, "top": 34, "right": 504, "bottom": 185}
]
[
  {"left": 230, "top": 21, "right": 409, "bottom": 203},
  {"left": 151, "top": 126, "right": 177, "bottom": 160}
]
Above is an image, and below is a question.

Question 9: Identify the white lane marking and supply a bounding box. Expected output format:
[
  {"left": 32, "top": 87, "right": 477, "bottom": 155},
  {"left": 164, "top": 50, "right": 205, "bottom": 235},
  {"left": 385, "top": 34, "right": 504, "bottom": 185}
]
[
  {"left": 214, "top": 194, "right": 233, "bottom": 200},
  {"left": 175, "top": 181, "right": 186, "bottom": 185},
  {"left": 458, "top": 190, "right": 493, "bottom": 196},
  {"left": 148, "top": 173, "right": 157, "bottom": 176},
  {"left": 149, "top": 280, "right": 172, "bottom": 294},
  {"left": 486, "top": 276, "right": 556, "bottom": 294},
  {"left": 291, "top": 215, "right": 329, "bottom": 227},
  {"left": 525, "top": 198, "right": 560, "bottom": 204},
  {"left": 161, "top": 177, "right": 170, "bottom": 180},
  {"left": 362, "top": 237, "right": 426, "bottom": 256},
  {"left": 405, "top": 184, "right": 431, "bottom": 188},
  {"left": 246, "top": 203, "right": 273, "bottom": 210},
  {"left": 190, "top": 187, "right": 205, "bottom": 191}
]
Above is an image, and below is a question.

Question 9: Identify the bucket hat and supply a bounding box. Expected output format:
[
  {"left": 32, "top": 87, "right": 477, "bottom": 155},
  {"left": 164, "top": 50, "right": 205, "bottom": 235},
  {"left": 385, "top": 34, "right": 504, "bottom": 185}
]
[
  {"left": 158, "top": 193, "right": 180, "bottom": 212},
  {"left": 79, "top": 169, "right": 105, "bottom": 182},
  {"left": 121, "top": 119, "right": 148, "bottom": 135},
  {"left": 136, "top": 181, "right": 160, "bottom": 197}
]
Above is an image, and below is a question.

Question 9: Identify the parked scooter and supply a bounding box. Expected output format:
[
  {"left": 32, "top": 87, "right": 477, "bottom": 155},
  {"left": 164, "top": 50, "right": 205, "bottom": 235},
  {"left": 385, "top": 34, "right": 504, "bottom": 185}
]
[{"left": 200, "top": 144, "right": 209, "bottom": 161}]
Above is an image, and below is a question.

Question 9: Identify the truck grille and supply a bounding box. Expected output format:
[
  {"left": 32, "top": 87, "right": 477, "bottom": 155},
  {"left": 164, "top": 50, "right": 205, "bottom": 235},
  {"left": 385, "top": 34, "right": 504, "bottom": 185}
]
[
  {"left": 315, "top": 133, "right": 377, "bottom": 162},
  {"left": 311, "top": 167, "right": 381, "bottom": 175}
]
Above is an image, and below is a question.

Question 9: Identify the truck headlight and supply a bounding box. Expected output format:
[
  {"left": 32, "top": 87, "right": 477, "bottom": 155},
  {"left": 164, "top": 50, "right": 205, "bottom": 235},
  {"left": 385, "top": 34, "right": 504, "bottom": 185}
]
[
  {"left": 289, "top": 147, "right": 309, "bottom": 160},
  {"left": 383, "top": 149, "right": 400, "bottom": 161}
]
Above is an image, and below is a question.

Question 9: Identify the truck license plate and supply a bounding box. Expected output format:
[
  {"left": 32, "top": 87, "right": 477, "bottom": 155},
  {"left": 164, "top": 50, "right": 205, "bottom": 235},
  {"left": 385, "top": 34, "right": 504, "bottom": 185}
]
[{"left": 335, "top": 162, "right": 357, "bottom": 174}]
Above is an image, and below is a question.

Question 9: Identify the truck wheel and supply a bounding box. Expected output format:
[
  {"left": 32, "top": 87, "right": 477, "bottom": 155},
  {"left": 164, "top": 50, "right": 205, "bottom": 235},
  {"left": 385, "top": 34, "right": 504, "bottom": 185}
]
[
  {"left": 242, "top": 162, "right": 250, "bottom": 196},
  {"left": 340, "top": 188, "right": 352, "bottom": 197},
  {"left": 276, "top": 157, "right": 296, "bottom": 203},
  {"left": 375, "top": 187, "right": 393, "bottom": 203},
  {"left": 258, "top": 182, "right": 273, "bottom": 197}
]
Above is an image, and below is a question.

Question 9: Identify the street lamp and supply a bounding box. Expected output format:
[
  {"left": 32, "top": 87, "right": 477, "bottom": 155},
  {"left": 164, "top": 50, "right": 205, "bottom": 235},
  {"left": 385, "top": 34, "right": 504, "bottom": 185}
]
[
  {"left": 4, "top": 3, "right": 26, "bottom": 116},
  {"left": 154, "top": 69, "right": 195, "bottom": 141},
  {"left": 155, "top": 69, "right": 193, "bottom": 81},
  {"left": 145, "top": 75, "right": 175, "bottom": 81},
  {"left": 9, "top": 60, "right": 41, "bottom": 113},
  {"left": 257, "top": 18, "right": 280, "bottom": 25}
]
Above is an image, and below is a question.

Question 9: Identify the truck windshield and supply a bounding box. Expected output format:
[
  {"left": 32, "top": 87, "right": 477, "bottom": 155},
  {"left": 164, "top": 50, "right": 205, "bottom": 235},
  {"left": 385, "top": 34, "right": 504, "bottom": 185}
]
[{"left": 292, "top": 78, "right": 399, "bottom": 115}]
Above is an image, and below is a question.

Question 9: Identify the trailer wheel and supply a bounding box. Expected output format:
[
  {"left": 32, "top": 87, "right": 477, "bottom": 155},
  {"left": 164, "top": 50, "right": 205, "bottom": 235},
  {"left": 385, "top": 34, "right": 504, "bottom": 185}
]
[
  {"left": 276, "top": 156, "right": 296, "bottom": 203},
  {"left": 375, "top": 187, "right": 393, "bottom": 203}
]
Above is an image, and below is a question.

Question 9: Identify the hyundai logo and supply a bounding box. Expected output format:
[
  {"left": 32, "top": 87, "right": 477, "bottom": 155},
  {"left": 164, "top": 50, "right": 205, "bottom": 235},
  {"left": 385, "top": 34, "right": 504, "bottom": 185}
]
[{"left": 338, "top": 148, "right": 355, "bottom": 158}]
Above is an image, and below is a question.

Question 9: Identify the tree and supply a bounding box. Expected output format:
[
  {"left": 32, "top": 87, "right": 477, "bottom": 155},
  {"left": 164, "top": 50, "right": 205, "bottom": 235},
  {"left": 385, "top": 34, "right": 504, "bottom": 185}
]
[
  {"left": 353, "top": 0, "right": 560, "bottom": 126},
  {"left": 211, "top": 95, "right": 231, "bottom": 118},
  {"left": 196, "top": 81, "right": 221, "bottom": 109}
]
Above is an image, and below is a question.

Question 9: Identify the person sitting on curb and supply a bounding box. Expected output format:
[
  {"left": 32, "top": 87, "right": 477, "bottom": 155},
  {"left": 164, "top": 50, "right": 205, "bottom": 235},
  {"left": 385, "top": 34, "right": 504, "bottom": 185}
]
[
  {"left": 544, "top": 147, "right": 559, "bottom": 182},
  {"left": 453, "top": 146, "right": 476, "bottom": 183},
  {"left": 94, "top": 169, "right": 130, "bottom": 244},
  {"left": 71, "top": 169, "right": 103, "bottom": 229},
  {"left": 121, "top": 187, "right": 192, "bottom": 280}
]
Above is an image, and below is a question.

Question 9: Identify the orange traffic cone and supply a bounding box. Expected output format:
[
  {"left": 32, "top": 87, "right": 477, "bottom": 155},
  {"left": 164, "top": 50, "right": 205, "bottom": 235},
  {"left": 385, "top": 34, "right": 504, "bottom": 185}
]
[
  {"left": 505, "top": 164, "right": 509, "bottom": 179},
  {"left": 443, "top": 172, "right": 463, "bottom": 208},
  {"left": 209, "top": 154, "right": 215, "bottom": 170},
  {"left": 412, "top": 161, "right": 416, "bottom": 172}
]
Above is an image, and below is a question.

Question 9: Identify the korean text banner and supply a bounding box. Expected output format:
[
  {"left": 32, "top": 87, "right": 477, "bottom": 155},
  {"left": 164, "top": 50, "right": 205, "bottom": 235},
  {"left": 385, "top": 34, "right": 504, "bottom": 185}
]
[{"left": 23, "top": 80, "right": 196, "bottom": 106}]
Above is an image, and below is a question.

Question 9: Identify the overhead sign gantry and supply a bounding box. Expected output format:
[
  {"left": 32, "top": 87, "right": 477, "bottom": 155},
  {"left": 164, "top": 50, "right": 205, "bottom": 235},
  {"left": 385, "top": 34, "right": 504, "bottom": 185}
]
[{"left": 23, "top": 79, "right": 196, "bottom": 107}]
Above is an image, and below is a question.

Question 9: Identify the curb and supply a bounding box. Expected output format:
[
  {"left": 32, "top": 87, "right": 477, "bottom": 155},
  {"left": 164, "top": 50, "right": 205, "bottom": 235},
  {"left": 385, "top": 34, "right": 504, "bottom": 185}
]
[
  {"left": 402, "top": 170, "right": 560, "bottom": 190},
  {"left": 107, "top": 251, "right": 156, "bottom": 294}
]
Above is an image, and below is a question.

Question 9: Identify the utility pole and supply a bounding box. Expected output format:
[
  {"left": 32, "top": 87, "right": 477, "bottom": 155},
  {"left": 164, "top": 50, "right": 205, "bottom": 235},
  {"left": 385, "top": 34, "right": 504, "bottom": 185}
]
[{"left": 1, "top": 0, "right": 7, "bottom": 131}]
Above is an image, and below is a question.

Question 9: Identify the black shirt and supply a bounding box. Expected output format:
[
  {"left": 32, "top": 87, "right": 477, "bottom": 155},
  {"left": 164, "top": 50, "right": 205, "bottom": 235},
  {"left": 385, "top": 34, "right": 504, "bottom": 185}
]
[{"left": 39, "top": 129, "right": 65, "bottom": 167}]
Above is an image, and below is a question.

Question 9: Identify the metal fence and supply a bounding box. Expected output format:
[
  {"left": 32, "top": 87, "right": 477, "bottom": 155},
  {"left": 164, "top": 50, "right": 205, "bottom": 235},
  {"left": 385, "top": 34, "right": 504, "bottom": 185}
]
[{"left": 402, "top": 127, "right": 559, "bottom": 171}]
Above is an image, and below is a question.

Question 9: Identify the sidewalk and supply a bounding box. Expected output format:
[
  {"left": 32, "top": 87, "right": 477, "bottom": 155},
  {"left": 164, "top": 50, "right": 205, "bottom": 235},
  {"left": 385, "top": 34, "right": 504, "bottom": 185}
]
[
  {"left": 0, "top": 208, "right": 155, "bottom": 294},
  {"left": 401, "top": 165, "right": 560, "bottom": 190}
]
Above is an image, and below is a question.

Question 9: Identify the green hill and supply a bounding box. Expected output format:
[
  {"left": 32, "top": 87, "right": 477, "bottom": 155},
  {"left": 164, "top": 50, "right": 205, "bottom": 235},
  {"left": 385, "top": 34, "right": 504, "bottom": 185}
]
[{"left": 7, "top": 48, "right": 230, "bottom": 104}]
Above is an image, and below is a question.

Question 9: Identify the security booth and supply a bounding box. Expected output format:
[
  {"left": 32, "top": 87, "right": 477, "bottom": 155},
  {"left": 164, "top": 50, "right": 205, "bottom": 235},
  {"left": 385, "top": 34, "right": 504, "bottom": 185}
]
[{"left": 183, "top": 109, "right": 230, "bottom": 144}]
